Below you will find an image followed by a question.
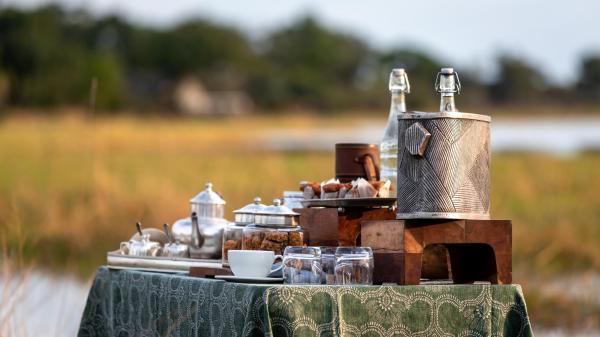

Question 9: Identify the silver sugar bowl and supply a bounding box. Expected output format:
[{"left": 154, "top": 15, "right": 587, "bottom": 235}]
[
  {"left": 222, "top": 197, "right": 267, "bottom": 266},
  {"left": 120, "top": 222, "right": 162, "bottom": 257},
  {"left": 162, "top": 223, "right": 189, "bottom": 258}
]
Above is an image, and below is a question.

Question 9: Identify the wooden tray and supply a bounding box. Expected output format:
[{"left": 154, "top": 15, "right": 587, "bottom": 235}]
[
  {"left": 300, "top": 197, "right": 396, "bottom": 208},
  {"left": 107, "top": 251, "right": 222, "bottom": 274}
]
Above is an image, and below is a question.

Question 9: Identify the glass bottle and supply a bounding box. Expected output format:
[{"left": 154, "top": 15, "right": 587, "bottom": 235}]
[
  {"left": 435, "top": 67, "right": 461, "bottom": 112},
  {"left": 380, "top": 68, "right": 410, "bottom": 194}
]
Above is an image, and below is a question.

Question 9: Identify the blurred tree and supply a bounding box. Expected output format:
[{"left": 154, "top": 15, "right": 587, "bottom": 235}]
[
  {"left": 377, "top": 49, "right": 442, "bottom": 110},
  {"left": 0, "top": 5, "right": 90, "bottom": 106},
  {"left": 0, "top": 5, "right": 587, "bottom": 113},
  {"left": 489, "top": 55, "right": 547, "bottom": 105},
  {"left": 160, "top": 21, "right": 255, "bottom": 81},
  {"left": 576, "top": 55, "right": 600, "bottom": 102},
  {"left": 84, "top": 16, "right": 257, "bottom": 109},
  {"left": 0, "top": 69, "right": 8, "bottom": 108},
  {"left": 84, "top": 53, "right": 125, "bottom": 110},
  {"left": 254, "top": 17, "right": 372, "bottom": 109}
]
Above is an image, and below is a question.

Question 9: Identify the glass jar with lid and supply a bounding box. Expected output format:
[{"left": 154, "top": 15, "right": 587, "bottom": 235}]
[
  {"left": 222, "top": 197, "right": 266, "bottom": 266},
  {"left": 242, "top": 199, "right": 308, "bottom": 255}
]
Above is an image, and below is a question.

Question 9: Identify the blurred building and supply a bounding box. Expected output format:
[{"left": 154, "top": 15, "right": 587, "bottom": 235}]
[{"left": 173, "top": 77, "right": 253, "bottom": 116}]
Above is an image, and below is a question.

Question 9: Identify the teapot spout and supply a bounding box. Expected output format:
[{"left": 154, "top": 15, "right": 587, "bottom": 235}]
[{"left": 189, "top": 212, "right": 205, "bottom": 258}]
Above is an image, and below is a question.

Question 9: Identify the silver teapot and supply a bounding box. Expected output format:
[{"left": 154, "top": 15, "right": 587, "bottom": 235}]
[{"left": 172, "top": 182, "right": 229, "bottom": 259}]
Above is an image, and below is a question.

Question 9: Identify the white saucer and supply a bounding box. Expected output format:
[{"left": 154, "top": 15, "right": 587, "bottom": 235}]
[{"left": 215, "top": 275, "right": 283, "bottom": 283}]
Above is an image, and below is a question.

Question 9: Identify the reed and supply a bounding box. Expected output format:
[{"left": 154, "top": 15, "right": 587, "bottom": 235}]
[{"left": 1, "top": 226, "right": 33, "bottom": 337}]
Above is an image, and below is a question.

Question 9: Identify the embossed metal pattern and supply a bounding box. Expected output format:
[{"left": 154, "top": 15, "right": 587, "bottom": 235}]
[{"left": 396, "top": 115, "right": 490, "bottom": 219}]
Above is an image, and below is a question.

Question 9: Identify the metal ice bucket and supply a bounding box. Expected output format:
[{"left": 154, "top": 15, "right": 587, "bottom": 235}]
[{"left": 396, "top": 111, "right": 491, "bottom": 220}]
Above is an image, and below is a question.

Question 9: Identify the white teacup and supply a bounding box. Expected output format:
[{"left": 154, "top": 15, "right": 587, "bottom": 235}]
[{"left": 228, "top": 250, "right": 283, "bottom": 278}]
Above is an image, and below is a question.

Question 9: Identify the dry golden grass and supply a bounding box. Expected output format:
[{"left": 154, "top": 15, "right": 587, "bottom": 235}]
[
  {"left": 0, "top": 114, "right": 339, "bottom": 274},
  {"left": 1, "top": 112, "right": 599, "bottom": 276}
]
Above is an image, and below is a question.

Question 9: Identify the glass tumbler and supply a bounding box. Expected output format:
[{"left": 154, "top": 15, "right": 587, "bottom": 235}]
[
  {"left": 320, "top": 247, "right": 337, "bottom": 285},
  {"left": 283, "top": 246, "right": 322, "bottom": 284},
  {"left": 334, "top": 247, "right": 374, "bottom": 285}
]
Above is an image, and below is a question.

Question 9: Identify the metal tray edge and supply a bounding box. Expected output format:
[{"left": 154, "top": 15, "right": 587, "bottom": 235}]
[{"left": 107, "top": 251, "right": 222, "bottom": 273}]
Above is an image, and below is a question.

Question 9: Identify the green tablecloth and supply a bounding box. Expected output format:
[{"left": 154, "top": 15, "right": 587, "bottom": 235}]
[{"left": 78, "top": 267, "right": 533, "bottom": 337}]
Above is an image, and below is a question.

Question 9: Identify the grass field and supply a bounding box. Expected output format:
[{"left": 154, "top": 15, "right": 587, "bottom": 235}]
[{"left": 1, "top": 112, "right": 599, "bottom": 329}]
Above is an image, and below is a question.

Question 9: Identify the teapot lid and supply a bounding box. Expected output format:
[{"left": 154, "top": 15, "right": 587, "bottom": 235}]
[
  {"left": 254, "top": 199, "right": 299, "bottom": 227},
  {"left": 233, "top": 197, "right": 267, "bottom": 215},
  {"left": 190, "top": 182, "right": 226, "bottom": 205}
]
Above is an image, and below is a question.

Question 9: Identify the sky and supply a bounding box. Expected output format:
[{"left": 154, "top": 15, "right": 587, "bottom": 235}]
[{"left": 5, "top": 0, "right": 600, "bottom": 84}]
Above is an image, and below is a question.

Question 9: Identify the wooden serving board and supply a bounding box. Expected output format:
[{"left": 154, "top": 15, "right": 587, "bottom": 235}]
[
  {"left": 189, "top": 265, "right": 234, "bottom": 278},
  {"left": 300, "top": 197, "right": 396, "bottom": 208}
]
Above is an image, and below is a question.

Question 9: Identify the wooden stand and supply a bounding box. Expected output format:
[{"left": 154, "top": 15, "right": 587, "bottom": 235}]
[
  {"left": 297, "top": 208, "right": 512, "bottom": 285},
  {"left": 189, "top": 265, "right": 233, "bottom": 278},
  {"left": 362, "top": 219, "right": 512, "bottom": 285},
  {"left": 297, "top": 207, "right": 396, "bottom": 246}
]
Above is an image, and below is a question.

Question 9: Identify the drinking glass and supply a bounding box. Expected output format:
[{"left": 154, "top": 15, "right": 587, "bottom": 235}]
[
  {"left": 283, "top": 246, "right": 322, "bottom": 284},
  {"left": 334, "top": 247, "right": 374, "bottom": 285},
  {"left": 320, "top": 247, "right": 337, "bottom": 285}
]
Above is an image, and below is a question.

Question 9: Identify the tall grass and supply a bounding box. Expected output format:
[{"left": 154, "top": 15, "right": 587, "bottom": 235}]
[
  {"left": 1, "top": 226, "right": 32, "bottom": 337},
  {"left": 0, "top": 114, "right": 340, "bottom": 275}
]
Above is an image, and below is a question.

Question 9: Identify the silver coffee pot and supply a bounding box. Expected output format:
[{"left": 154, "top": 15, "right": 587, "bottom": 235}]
[{"left": 172, "top": 182, "right": 229, "bottom": 259}]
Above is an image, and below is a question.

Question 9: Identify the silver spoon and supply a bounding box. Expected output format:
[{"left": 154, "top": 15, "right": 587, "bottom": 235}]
[
  {"left": 136, "top": 222, "right": 144, "bottom": 238},
  {"left": 163, "top": 223, "right": 173, "bottom": 244}
]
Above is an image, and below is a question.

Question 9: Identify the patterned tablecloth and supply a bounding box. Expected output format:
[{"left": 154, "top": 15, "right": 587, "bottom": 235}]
[{"left": 78, "top": 267, "right": 533, "bottom": 337}]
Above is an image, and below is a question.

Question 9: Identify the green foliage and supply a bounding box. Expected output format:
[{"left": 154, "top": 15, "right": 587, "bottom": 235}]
[
  {"left": 0, "top": 5, "right": 598, "bottom": 113},
  {"left": 489, "top": 55, "right": 548, "bottom": 105},
  {"left": 0, "top": 6, "right": 123, "bottom": 109},
  {"left": 0, "top": 69, "right": 8, "bottom": 106},
  {"left": 378, "top": 49, "right": 443, "bottom": 109},
  {"left": 576, "top": 55, "right": 600, "bottom": 101},
  {"left": 253, "top": 17, "right": 372, "bottom": 109},
  {"left": 85, "top": 53, "right": 125, "bottom": 110}
]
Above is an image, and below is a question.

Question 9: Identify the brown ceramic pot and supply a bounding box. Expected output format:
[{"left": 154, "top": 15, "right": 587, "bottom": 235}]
[{"left": 335, "top": 143, "right": 380, "bottom": 183}]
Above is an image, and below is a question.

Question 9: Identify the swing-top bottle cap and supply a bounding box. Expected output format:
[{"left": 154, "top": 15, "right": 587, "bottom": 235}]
[{"left": 389, "top": 68, "right": 410, "bottom": 93}]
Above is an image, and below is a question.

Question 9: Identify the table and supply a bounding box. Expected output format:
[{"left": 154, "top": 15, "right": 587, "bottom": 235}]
[{"left": 78, "top": 267, "right": 534, "bottom": 337}]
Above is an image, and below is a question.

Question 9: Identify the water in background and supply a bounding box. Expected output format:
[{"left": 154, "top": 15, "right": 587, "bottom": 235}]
[
  {"left": 0, "top": 271, "right": 90, "bottom": 337},
  {"left": 261, "top": 118, "right": 600, "bottom": 154}
]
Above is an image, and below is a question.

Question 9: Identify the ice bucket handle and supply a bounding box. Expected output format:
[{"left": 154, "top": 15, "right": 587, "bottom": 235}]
[{"left": 405, "top": 122, "right": 432, "bottom": 157}]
